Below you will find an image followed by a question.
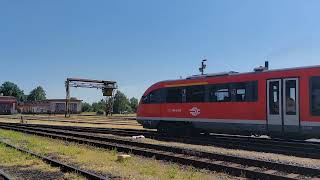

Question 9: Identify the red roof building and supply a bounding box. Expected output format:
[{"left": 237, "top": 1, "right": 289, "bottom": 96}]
[
  {"left": 18, "top": 98, "right": 82, "bottom": 114},
  {"left": 0, "top": 96, "right": 17, "bottom": 115}
]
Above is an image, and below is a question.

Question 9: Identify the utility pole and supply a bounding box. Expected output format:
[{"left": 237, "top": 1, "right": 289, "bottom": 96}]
[{"left": 199, "top": 59, "right": 207, "bottom": 75}]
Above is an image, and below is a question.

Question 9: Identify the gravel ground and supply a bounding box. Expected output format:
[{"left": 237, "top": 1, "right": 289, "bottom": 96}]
[{"left": 90, "top": 132, "right": 320, "bottom": 170}]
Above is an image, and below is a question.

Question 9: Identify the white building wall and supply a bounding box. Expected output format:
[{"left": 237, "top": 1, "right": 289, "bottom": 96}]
[{"left": 77, "top": 102, "right": 82, "bottom": 112}]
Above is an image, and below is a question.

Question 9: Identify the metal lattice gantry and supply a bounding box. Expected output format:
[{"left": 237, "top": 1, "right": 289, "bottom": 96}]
[{"left": 65, "top": 78, "right": 118, "bottom": 117}]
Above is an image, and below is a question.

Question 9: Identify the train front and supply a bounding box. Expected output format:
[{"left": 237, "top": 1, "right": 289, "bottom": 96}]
[{"left": 136, "top": 82, "right": 163, "bottom": 129}]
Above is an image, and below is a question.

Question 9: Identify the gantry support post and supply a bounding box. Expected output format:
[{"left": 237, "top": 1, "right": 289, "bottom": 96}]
[
  {"left": 109, "top": 96, "right": 114, "bottom": 117},
  {"left": 105, "top": 95, "right": 115, "bottom": 117},
  {"left": 65, "top": 80, "right": 70, "bottom": 118},
  {"left": 105, "top": 97, "right": 109, "bottom": 117}
]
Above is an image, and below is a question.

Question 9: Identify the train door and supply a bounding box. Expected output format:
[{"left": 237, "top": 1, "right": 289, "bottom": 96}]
[
  {"left": 267, "top": 79, "right": 282, "bottom": 132},
  {"left": 267, "top": 78, "right": 300, "bottom": 133},
  {"left": 283, "top": 78, "right": 299, "bottom": 132}
]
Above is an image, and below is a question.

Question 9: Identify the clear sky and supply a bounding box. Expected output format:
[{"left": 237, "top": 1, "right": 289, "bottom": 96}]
[{"left": 1, "top": 0, "right": 320, "bottom": 103}]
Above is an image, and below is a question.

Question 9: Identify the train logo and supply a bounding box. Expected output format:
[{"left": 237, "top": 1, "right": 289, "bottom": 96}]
[{"left": 189, "top": 107, "right": 201, "bottom": 117}]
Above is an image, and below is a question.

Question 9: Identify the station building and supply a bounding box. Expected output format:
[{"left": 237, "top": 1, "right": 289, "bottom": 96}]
[
  {"left": 19, "top": 98, "right": 82, "bottom": 114},
  {"left": 0, "top": 96, "right": 17, "bottom": 115}
]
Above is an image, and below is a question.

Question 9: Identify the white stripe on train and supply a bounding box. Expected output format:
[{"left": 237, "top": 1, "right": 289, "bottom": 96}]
[{"left": 137, "top": 117, "right": 320, "bottom": 126}]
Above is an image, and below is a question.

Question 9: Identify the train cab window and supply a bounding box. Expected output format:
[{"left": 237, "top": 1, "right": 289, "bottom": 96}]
[
  {"left": 149, "top": 89, "right": 162, "bottom": 104},
  {"left": 310, "top": 77, "right": 320, "bottom": 116},
  {"left": 186, "top": 85, "right": 205, "bottom": 102},
  {"left": 142, "top": 96, "right": 149, "bottom": 104},
  {"left": 142, "top": 89, "right": 162, "bottom": 104},
  {"left": 166, "top": 87, "right": 183, "bottom": 103},
  {"left": 209, "top": 85, "right": 231, "bottom": 102}
]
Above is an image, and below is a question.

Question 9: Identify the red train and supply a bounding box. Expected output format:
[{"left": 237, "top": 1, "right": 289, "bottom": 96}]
[{"left": 137, "top": 64, "right": 320, "bottom": 137}]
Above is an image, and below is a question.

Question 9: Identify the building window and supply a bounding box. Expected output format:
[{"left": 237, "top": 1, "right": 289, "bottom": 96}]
[
  {"left": 310, "top": 77, "right": 320, "bottom": 116},
  {"left": 55, "top": 103, "right": 65, "bottom": 112},
  {"left": 166, "top": 87, "right": 183, "bottom": 103},
  {"left": 70, "top": 103, "right": 78, "bottom": 112},
  {"left": 186, "top": 85, "right": 205, "bottom": 103},
  {"left": 0, "top": 103, "right": 11, "bottom": 114}
]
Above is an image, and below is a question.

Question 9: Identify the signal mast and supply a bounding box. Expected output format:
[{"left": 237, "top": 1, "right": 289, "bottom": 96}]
[{"left": 199, "top": 59, "right": 207, "bottom": 75}]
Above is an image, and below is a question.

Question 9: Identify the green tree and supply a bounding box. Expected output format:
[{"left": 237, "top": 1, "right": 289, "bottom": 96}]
[
  {"left": 81, "top": 102, "right": 93, "bottom": 112},
  {"left": 0, "top": 81, "right": 26, "bottom": 102},
  {"left": 129, "top": 97, "right": 138, "bottom": 113},
  {"left": 113, "top": 91, "right": 130, "bottom": 114},
  {"left": 27, "top": 86, "right": 46, "bottom": 102},
  {"left": 92, "top": 99, "right": 106, "bottom": 112}
]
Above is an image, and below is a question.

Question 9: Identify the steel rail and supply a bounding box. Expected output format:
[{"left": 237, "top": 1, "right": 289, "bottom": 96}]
[
  {"left": 0, "top": 124, "right": 319, "bottom": 179},
  {"left": 0, "top": 169, "right": 12, "bottom": 180},
  {"left": 0, "top": 116, "right": 138, "bottom": 125},
  {"left": 0, "top": 140, "right": 109, "bottom": 180}
]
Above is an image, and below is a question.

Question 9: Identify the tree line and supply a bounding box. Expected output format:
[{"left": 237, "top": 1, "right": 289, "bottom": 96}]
[
  {"left": 0, "top": 81, "right": 139, "bottom": 113},
  {"left": 82, "top": 91, "right": 139, "bottom": 114},
  {"left": 0, "top": 81, "right": 46, "bottom": 102}
]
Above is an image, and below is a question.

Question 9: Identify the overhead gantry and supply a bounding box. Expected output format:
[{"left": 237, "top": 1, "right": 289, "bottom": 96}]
[{"left": 65, "top": 78, "right": 117, "bottom": 117}]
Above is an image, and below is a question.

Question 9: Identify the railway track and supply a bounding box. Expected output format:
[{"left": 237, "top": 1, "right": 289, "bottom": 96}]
[
  {"left": 0, "top": 140, "right": 109, "bottom": 180},
  {"left": 0, "top": 169, "right": 12, "bottom": 180},
  {"left": 0, "top": 123, "right": 319, "bottom": 179},
  {"left": 0, "top": 116, "right": 139, "bottom": 126},
  {"left": 4, "top": 122, "right": 320, "bottom": 159},
  {"left": 0, "top": 116, "right": 136, "bottom": 126}
]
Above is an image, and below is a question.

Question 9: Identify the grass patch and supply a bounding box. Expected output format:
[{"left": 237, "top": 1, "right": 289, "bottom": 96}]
[
  {"left": 0, "top": 129, "right": 233, "bottom": 180},
  {"left": 0, "top": 142, "right": 84, "bottom": 179}
]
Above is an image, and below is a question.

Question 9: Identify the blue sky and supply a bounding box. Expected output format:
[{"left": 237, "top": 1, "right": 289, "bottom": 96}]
[{"left": 1, "top": 0, "right": 320, "bottom": 103}]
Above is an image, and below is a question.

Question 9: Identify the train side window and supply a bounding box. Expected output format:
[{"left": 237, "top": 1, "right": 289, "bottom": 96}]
[
  {"left": 233, "top": 83, "right": 246, "bottom": 102},
  {"left": 166, "top": 87, "right": 183, "bottom": 103},
  {"left": 186, "top": 85, "right": 205, "bottom": 103},
  {"left": 232, "top": 81, "right": 258, "bottom": 102},
  {"left": 310, "top": 77, "right": 320, "bottom": 116},
  {"left": 247, "top": 81, "right": 258, "bottom": 102},
  {"left": 209, "top": 85, "right": 231, "bottom": 102}
]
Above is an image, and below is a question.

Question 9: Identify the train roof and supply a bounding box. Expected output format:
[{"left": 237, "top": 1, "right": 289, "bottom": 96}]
[{"left": 159, "top": 64, "right": 320, "bottom": 84}]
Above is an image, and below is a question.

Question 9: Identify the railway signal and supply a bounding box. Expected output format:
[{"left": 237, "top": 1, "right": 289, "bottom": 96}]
[{"left": 199, "top": 59, "right": 207, "bottom": 75}]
